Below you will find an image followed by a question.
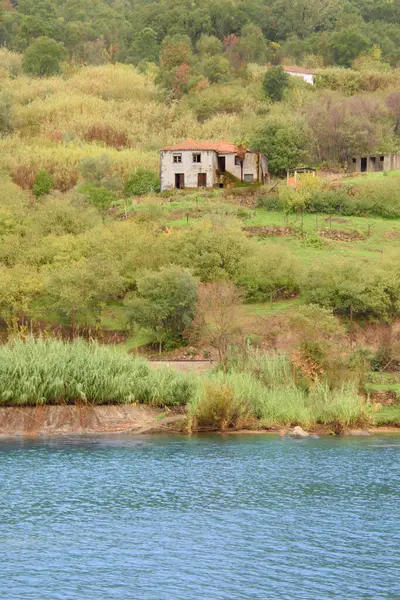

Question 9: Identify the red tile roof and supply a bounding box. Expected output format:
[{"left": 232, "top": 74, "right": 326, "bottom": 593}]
[
  {"left": 162, "top": 138, "right": 246, "bottom": 153},
  {"left": 283, "top": 65, "right": 314, "bottom": 75}
]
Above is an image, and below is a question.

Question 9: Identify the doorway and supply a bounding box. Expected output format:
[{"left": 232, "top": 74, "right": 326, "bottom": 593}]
[
  {"left": 198, "top": 173, "right": 207, "bottom": 187},
  {"left": 361, "top": 157, "right": 367, "bottom": 173},
  {"left": 370, "top": 157, "right": 376, "bottom": 171},
  {"left": 175, "top": 173, "right": 185, "bottom": 189},
  {"left": 218, "top": 156, "right": 226, "bottom": 172}
]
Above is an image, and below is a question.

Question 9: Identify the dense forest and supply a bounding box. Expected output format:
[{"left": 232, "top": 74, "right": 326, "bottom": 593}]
[{"left": 2, "top": 0, "right": 400, "bottom": 69}]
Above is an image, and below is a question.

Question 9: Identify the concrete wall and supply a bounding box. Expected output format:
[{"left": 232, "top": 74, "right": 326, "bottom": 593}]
[
  {"left": 286, "top": 71, "right": 314, "bottom": 85},
  {"left": 160, "top": 150, "right": 217, "bottom": 191}
]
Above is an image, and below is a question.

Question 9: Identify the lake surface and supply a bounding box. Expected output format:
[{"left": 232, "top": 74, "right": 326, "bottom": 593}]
[{"left": 1, "top": 433, "right": 399, "bottom": 600}]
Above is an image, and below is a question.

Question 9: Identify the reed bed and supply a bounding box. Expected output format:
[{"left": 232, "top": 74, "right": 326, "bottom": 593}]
[
  {"left": 0, "top": 339, "right": 373, "bottom": 431},
  {"left": 0, "top": 338, "right": 198, "bottom": 406}
]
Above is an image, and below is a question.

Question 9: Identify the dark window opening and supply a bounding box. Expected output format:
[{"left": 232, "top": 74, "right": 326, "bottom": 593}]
[
  {"left": 361, "top": 157, "right": 367, "bottom": 172},
  {"left": 218, "top": 156, "right": 226, "bottom": 172},
  {"left": 192, "top": 153, "right": 201, "bottom": 163},
  {"left": 380, "top": 156, "right": 385, "bottom": 161},
  {"left": 175, "top": 173, "right": 185, "bottom": 189},
  {"left": 173, "top": 154, "right": 182, "bottom": 163},
  {"left": 352, "top": 158, "right": 356, "bottom": 163},
  {"left": 235, "top": 156, "right": 241, "bottom": 166}
]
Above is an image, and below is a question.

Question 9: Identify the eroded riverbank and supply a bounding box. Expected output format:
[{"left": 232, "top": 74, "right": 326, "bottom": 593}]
[{"left": 0, "top": 405, "right": 398, "bottom": 438}]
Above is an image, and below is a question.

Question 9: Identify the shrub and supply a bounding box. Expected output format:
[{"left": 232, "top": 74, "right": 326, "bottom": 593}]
[
  {"left": 11, "top": 165, "right": 36, "bottom": 190},
  {"left": 187, "top": 84, "right": 245, "bottom": 121},
  {"left": 189, "top": 381, "right": 249, "bottom": 430},
  {"left": 0, "top": 92, "right": 13, "bottom": 134},
  {"left": 32, "top": 170, "right": 54, "bottom": 198},
  {"left": 84, "top": 124, "right": 129, "bottom": 150},
  {"left": 124, "top": 168, "right": 160, "bottom": 196},
  {"left": 78, "top": 184, "right": 117, "bottom": 211}
]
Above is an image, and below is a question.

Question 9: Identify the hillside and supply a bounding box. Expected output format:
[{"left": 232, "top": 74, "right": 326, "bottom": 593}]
[{"left": 1, "top": 2, "right": 400, "bottom": 424}]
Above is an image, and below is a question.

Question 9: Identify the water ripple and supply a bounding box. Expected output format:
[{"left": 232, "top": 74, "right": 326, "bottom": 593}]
[{"left": 0, "top": 434, "right": 399, "bottom": 599}]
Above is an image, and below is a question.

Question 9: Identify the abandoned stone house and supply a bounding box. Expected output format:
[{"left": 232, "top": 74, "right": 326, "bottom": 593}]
[
  {"left": 160, "top": 139, "right": 268, "bottom": 191},
  {"left": 348, "top": 154, "right": 400, "bottom": 173}
]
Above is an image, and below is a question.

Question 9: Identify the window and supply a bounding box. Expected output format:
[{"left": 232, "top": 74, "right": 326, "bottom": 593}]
[
  {"left": 380, "top": 156, "right": 385, "bottom": 161},
  {"left": 244, "top": 174, "right": 254, "bottom": 183},
  {"left": 192, "top": 153, "right": 201, "bottom": 163},
  {"left": 235, "top": 156, "right": 241, "bottom": 166},
  {"left": 173, "top": 154, "right": 182, "bottom": 163},
  {"left": 352, "top": 158, "right": 356, "bottom": 163}
]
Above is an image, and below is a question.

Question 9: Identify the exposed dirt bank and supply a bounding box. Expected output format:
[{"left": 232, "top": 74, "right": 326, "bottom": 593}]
[
  {"left": 0, "top": 406, "right": 399, "bottom": 438},
  {"left": 0, "top": 405, "right": 187, "bottom": 438}
]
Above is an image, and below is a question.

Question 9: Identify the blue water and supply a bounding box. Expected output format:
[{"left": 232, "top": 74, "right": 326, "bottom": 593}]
[{"left": 1, "top": 434, "right": 400, "bottom": 600}]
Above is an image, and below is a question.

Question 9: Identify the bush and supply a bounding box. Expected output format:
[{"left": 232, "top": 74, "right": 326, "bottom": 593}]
[
  {"left": 78, "top": 184, "right": 117, "bottom": 211},
  {"left": 124, "top": 168, "right": 160, "bottom": 196},
  {"left": 187, "top": 84, "right": 245, "bottom": 120},
  {"left": 32, "top": 170, "right": 54, "bottom": 198},
  {"left": 0, "top": 92, "right": 13, "bottom": 134},
  {"left": 84, "top": 124, "right": 129, "bottom": 150},
  {"left": 189, "top": 380, "right": 249, "bottom": 430}
]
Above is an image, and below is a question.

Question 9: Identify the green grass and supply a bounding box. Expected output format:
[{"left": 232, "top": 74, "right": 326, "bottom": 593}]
[
  {"left": 365, "top": 383, "right": 400, "bottom": 393},
  {"left": 344, "top": 170, "right": 400, "bottom": 185},
  {"left": 374, "top": 405, "right": 400, "bottom": 426},
  {"left": 243, "top": 298, "right": 302, "bottom": 316}
]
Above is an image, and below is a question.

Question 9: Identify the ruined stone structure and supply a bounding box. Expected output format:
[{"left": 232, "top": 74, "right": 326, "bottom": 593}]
[{"left": 348, "top": 154, "right": 400, "bottom": 173}]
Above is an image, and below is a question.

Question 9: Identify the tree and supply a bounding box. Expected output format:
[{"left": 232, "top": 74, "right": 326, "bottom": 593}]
[
  {"left": 130, "top": 27, "right": 160, "bottom": 64},
  {"left": 386, "top": 91, "right": 400, "bottom": 135},
  {"left": 301, "top": 260, "right": 395, "bottom": 320},
  {"left": 191, "top": 282, "right": 243, "bottom": 368},
  {"left": 263, "top": 66, "right": 290, "bottom": 102},
  {"left": 124, "top": 168, "right": 160, "bottom": 196},
  {"left": 307, "top": 95, "right": 380, "bottom": 164},
  {"left": 78, "top": 155, "right": 122, "bottom": 191},
  {"left": 329, "top": 27, "right": 370, "bottom": 67},
  {"left": 239, "top": 24, "right": 267, "bottom": 64},
  {"left": 23, "top": 36, "right": 65, "bottom": 77},
  {"left": 196, "top": 34, "right": 223, "bottom": 56},
  {"left": 125, "top": 266, "right": 198, "bottom": 351},
  {"left": 251, "top": 119, "right": 309, "bottom": 175},
  {"left": 200, "top": 55, "right": 231, "bottom": 83}
]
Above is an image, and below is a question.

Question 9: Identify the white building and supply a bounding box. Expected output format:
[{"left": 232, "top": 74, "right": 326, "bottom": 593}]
[
  {"left": 160, "top": 139, "right": 268, "bottom": 191},
  {"left": 283, "top": 65, "right": 315, "bottom": 85}
]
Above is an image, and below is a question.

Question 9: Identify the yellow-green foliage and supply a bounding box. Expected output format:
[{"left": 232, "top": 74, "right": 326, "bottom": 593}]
[{"left": 0, "top": 63, "right": 268, "bottom": 184}]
